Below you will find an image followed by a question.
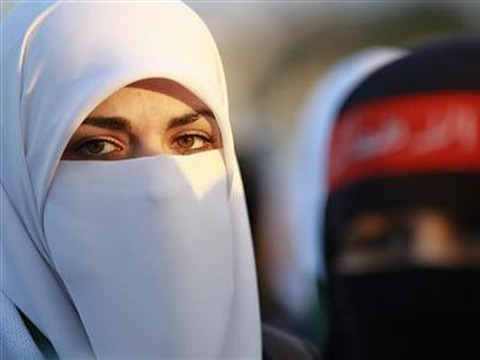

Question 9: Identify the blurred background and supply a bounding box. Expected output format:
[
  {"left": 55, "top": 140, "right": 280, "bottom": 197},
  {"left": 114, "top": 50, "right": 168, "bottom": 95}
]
[{"left": 3, "top": 0, "right": 480, "bottom": 348}]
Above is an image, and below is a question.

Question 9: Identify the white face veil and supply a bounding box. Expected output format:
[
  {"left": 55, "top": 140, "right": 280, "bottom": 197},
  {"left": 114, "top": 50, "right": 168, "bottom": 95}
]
[
  {"left": 1, "top": 1, "right": 261, "bottom": 359},
  {"left": 287, "top": 48, "right": 408, "bottom": 285}
]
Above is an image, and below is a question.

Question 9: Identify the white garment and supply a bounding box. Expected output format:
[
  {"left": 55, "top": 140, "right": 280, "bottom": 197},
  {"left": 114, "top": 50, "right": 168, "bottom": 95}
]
[
  {"left": 1, "top": 1, "right": 261, "bottom": 359},
  {"left": 287, "top": 48, "right": 407, "bottom": 283}
]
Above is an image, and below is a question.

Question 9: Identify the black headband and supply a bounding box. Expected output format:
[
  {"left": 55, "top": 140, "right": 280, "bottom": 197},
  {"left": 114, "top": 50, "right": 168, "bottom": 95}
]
[{"left": 340, "top": 35, "right": 480, "bottom": 112}]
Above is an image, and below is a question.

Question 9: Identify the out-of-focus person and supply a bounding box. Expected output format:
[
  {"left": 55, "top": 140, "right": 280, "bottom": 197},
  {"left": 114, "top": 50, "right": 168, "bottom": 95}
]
[{"left": 318, "top": 36, "right": 480, "bottom": 360}]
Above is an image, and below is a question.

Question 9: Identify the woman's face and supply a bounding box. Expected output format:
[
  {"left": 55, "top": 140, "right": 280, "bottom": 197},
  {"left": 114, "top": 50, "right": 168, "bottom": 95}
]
[
  {"left": 335, "top": 208, "right": 480, "bottom": 272},
  {"left": 62, "top": 79, "right": 221, "bottom": 160}
]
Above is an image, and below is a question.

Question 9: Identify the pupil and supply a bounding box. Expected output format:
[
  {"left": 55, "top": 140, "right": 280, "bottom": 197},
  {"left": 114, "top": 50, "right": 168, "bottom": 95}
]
[{"left": 86, "top": 140, "right": 105, "bottom": 154}]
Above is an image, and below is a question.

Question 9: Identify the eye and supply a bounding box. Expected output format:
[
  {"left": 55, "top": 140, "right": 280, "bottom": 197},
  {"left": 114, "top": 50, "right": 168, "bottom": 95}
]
[
  {"left": 171, "top": 133, "right": 214, "bottom": 154},
  {"left": 75, "top": 138, "right": 124, "bottom": 158}
]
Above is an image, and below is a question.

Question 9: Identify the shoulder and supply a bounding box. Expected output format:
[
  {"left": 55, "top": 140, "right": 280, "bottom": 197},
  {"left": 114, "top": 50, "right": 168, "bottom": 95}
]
[{"left": 262, "top": 324, "right": 320, "bottom": 360}]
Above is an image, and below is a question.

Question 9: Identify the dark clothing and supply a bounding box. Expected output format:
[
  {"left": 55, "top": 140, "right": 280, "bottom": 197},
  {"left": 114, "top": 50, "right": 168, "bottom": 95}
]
[{"left": 262, "top": 324, "right": 320, "bottom": 360}]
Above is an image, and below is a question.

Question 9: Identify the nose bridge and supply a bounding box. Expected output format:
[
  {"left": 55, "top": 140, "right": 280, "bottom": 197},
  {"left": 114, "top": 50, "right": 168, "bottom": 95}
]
[{"left": 135, "top": 130, "right": 168, "bottom": 156}]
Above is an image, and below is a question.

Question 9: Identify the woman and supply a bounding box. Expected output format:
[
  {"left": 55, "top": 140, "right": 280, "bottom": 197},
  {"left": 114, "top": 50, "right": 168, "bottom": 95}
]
[
  {"left": 303, "top": 37, "right": 480, "bottom": 360},
  {"left": 1, "top": 1, "right": 262, "bottom": 358}
]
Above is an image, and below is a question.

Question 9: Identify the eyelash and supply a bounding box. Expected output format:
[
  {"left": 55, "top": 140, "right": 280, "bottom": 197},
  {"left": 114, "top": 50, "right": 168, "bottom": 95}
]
[
  {"left": 171, "top": 132, "right": 214, "bottom": 153},
  {"left": 74, "top": 136, "right": 124, "bottom": 158}
]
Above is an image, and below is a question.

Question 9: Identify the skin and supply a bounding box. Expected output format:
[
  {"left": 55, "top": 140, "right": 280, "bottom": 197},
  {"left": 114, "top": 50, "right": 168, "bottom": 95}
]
[
  {"left": 62, "top": 79, "right": 222, "bottom": 160},
  {"left": 336, "top": 208, "right": 480, "bottom": 273}
]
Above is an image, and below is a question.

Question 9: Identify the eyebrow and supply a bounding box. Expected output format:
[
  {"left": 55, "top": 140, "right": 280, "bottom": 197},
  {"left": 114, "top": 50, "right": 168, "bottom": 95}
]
[
  {"left": 82, "top": 109, "right": 215, "bottom": 131},
  {"left": 82, "top": 116, "right": 132, "bottom": 131},
  {"left": 167, "top": 109, "right": 214, "bottom": 129}
]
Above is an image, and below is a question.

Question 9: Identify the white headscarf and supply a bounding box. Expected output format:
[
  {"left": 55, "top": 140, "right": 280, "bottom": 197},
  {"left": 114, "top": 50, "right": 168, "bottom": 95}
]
[
  {"left": 287, "top": 48, "right": 408, "bottom": 284},
  {"left": 1, "top": 1, "right": 261, "bottom": 358}
]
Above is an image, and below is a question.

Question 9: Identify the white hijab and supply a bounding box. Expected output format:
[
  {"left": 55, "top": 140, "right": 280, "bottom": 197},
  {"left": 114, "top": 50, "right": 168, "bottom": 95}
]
[
  {"left": 1, "top": 1, "right": 261, "bottom": 358},
  {"left": 287, "top": 48, "right": 408, "bottom": 283}
]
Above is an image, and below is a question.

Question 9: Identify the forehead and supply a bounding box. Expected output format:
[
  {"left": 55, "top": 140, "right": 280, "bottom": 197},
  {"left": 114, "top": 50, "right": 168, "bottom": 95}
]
[
  {"left": 88, "top": 87, "right": 191, "bottom": 118},
  {"left": 88, "top": 78, "right": 212, "bottom": 118}
]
